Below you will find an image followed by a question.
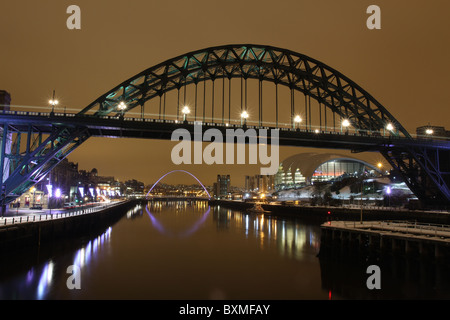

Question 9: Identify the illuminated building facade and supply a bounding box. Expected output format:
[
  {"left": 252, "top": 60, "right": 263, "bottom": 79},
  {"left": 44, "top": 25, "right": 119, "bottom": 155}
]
[
  {"left": 275, "top": 153, "right": 382, "bottom": 190},
  {"left": 214, "top": 175, "right": 231, "bottom": 199}
]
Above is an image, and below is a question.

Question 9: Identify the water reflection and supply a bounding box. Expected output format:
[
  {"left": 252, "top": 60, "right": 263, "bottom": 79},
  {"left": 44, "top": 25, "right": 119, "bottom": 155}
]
[
  {"left": 37, "top": 261, "right": 53, "bottom": 300},
  {"left": 0, "top": 204, "right": 142, "bottom": 300},
  {"left": 145, "top": 201, "right": 211, "bottom": 238},
  {"left": 212, "top": 206, "right": 321, "bottom": 260},
  {"left": 319, "top": 242, "right": 450, "bottom": 299}
]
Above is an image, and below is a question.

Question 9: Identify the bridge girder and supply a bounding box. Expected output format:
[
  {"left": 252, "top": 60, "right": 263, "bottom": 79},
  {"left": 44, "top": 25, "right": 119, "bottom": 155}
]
[
  {"left": 1, "top": 44, "right": 449, "bottom": 208},
  {"left": 79, "top": 44, "right": 410, "bottom": 138}
]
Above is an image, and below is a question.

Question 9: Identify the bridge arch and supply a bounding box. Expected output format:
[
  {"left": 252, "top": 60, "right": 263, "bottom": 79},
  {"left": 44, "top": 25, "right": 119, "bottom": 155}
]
[
  {"left": 80, "top": 44, "right": 409, "bottom": 138},
  {"left": 146, "top": 169, "right": 211, "bottom": 199}
]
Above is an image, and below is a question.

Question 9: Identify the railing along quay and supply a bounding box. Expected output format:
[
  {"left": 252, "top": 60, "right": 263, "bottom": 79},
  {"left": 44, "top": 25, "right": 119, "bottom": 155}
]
[
  {"left": 320, "top": 220, "right": 450, "bottom": 259},
  {"left": 0, "top": 201, "right": 125, "bottom": 228}
]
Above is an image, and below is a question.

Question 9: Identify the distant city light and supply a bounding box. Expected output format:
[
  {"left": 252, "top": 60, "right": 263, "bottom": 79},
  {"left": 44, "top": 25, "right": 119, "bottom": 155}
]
[
  {"left": 55, "top": 188, "right": 61, "bottom": 198},
  {"left": 425, "top": 128, "right": 433, "bottom": 135}
]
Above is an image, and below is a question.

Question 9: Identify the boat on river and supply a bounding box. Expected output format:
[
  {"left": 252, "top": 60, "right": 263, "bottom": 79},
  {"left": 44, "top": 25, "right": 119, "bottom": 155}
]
[{"left": 246, "top": 203, "right": 271, "bottom": 214}]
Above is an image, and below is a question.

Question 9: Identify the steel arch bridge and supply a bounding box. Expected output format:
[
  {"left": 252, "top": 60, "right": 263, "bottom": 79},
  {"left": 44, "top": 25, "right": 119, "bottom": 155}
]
[
  {"left": 0, "top": 44, "right": 449, "bottom": 208},
  {"left": 145, "top": 170, "right": 211, "bottom": 199},
  {"left": 79, "top": 44, "right": 409, "bottom": 138}
]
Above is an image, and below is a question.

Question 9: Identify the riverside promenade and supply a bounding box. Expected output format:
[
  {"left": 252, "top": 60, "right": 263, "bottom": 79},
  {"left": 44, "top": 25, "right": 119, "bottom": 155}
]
[
  {"left": 320, "top": 220, "right": 450, "bottom": 259},
  {"left": 0, "top": 201, "right": 126, "bottom": 227},
  {"left": 0, "top": 199, "right": 143, "bottom": 251}
]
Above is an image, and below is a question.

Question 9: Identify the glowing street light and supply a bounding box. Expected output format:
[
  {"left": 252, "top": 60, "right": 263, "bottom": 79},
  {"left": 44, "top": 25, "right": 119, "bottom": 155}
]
[
  {"left": 182, "top": 106, "right": 190, "bottom": 121},
  {"left": 425, "top": 128, "right": 434, "bottom": 135},
  {"left": 377, "top": 162, "right": 383, "bottom": 169},
  {"left": 293, "top": 115, "right": 302, "bottom": 129},
  {"left": 49, "top": 90, "right": 58, "bottom": 113},
  {"left": 386, "top": 123, "right": 394, "bottom": 131},
  {"left": 118, "top": 101, "right": 127, "bottom": 110},
  {"left": 240, "top": 110, "right": 249, "bottom": 125},
  {"left": 341, "top": 119, "right": 350, "bottom": 133}
]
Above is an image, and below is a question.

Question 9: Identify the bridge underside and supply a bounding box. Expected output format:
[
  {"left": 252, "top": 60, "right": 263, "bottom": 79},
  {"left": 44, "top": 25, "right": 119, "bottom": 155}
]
[{"left": 1, "top": 112, "right": 449, "bottom": 208}]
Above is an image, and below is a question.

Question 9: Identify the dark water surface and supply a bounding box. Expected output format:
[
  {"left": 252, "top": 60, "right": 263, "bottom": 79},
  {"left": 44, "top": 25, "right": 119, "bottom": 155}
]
[{"left": 1, "top": 201, "right": 449, "bottom": 300}]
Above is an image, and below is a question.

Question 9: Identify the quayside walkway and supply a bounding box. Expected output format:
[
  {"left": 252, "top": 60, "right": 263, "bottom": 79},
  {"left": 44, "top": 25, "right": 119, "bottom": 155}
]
[
  {"left": 320, "top": 220, "right": 450, "bottom": 259},
  {"left": 0, "top": 201, "right": 126, "bottom": 228}
]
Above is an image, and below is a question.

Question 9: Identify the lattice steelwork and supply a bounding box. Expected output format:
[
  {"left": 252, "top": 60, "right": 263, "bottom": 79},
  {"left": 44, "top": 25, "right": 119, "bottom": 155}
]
[
  {"left": 79, "top": 44, "right": 410, "bottom": 138},
  {"left": 1, "top": 124, "right": 90, "bottom": 204},
  {"left": 1, "top": 44, "right": 449, "bottom": 208}
]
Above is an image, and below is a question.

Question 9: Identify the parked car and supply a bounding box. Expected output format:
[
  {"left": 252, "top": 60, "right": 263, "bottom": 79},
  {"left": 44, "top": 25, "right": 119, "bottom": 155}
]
[{"left": 64, "top": 202, "right": 77, "bottom": 209}]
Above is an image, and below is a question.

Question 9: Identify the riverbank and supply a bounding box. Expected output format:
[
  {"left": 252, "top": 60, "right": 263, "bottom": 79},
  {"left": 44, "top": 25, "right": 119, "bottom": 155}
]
[
  {"left": 0, "top": 199, "right": 144, "bottom": 252},
  {"left": 208, "top": 199, "right": 450, "bottom": 224}
]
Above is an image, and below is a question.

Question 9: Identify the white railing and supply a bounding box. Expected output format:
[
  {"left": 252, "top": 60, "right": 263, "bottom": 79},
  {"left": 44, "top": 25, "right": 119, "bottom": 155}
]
[
  {"left": 0, "top": 201, "right": 126, "bottom": 227},
  {"left": 335, "top": 220, "right": 450, "bottom": 238}
]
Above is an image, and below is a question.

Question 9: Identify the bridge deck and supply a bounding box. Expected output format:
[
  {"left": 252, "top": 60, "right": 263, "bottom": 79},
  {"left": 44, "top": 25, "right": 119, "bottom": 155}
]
[{"left": 1, "top": 111, "right": 448, "bottom": 150}]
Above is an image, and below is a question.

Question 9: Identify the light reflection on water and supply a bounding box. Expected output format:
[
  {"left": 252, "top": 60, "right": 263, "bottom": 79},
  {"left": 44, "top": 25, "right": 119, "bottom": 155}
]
[
  {"left": 0, "top": 205, "right": 137, "bottom": 300},
  {"left": 0, "top": 201, "right": 323, "bottom": 300},
  {"left": 1, "top": 201, "right": 450, "bottom": 299}
]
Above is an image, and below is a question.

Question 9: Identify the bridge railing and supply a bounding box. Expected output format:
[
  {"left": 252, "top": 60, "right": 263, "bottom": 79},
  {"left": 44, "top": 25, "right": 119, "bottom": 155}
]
[
  {"left": 2, "top": 109, "right": 450, "bottom": 142},
  {"left": 0, "top": 200, "right": 125, "bottom": 228}
]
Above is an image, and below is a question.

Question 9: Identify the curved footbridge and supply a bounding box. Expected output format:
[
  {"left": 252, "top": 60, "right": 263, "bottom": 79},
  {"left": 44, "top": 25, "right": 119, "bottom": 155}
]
[{"left": 321, "top": 220, "right": 450, "bottom": 259}]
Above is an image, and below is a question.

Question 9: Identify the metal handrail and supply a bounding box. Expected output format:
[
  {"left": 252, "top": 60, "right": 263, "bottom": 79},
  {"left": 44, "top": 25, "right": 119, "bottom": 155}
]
[{"left": 0, "top": 201, "right": 125, "bottom": 227}]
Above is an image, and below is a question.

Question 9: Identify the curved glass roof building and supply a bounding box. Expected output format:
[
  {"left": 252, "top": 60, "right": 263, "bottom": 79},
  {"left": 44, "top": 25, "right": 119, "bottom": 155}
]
[{"left": 275, "top": 153, "right": 381, "bottom": 190}]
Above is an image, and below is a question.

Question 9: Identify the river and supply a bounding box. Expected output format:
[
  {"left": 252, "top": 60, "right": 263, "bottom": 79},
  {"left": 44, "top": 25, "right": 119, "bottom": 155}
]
[{"left": 0, "top": 200, "right": 449, "bottom": 300}]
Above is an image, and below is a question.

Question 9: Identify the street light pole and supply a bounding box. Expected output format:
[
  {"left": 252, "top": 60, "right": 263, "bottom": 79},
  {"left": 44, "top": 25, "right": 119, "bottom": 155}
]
[
  {"left": 182, "top": 106, "right": 190, "bottom": 122},
  {"left": 240, "top": 111, "right": 249, "bottom": 126},
  {"left": 49, "top": 90, "right": 58, "bottom": 114},
  {"left": 294, "top": 115, "right": 302, "bottom": 129}
]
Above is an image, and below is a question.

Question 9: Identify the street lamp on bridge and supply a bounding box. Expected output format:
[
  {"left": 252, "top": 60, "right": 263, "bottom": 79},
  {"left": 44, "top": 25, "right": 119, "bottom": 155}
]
[
  {"left": 182, "top": 106, "right": 190, "bottom": 121},
  {"left": 240, "top": 110, "right": 249, "bottom": 126},
  {"left": 341, "top": 119, "right": 350, "bottom": 133},
  {"left": 293, "top": 115, "right": 302, "bottom": 129},
  {"left": 49, "top": 90, "right": 58, "bottom": 114},
  {"left": 118, "top": 101, "right": 127, "bottom": 111},
  {"left": 386, "top": 123, "right": 394, "bottom": 131}
]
